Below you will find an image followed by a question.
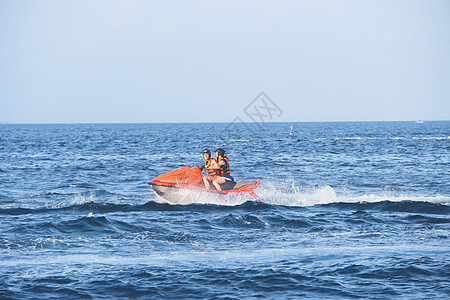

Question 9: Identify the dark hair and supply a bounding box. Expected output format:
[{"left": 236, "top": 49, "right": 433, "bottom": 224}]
[{"left": 215, "top": 148, "right": 225, "bottom": 156}]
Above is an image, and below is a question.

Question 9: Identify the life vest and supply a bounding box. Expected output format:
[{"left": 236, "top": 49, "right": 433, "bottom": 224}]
[
  {"left": 217, "top": 156, "right": 231, "bottom": 177},
  {"left": 205, "top": 158, "right": 219, "bottom": 176}
]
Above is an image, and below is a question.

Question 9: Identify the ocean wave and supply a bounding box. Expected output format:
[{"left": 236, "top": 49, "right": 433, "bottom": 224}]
[
  {"left": 216, "top": 214, "right": 269, "bottom": 229},
  {"left": 3, "top": 245, "right": 449, "bottom": 299},
  {"left": 1, "top": 198, "right": 448, "bottom": 218},
  {"left": 256, "top": 182, "right": 450, "bottom": 207}
]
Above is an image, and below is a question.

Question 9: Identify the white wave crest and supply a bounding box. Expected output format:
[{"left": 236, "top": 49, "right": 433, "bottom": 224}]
[{"left": 256, "top": 181, "right": 450, "bottom": 207}]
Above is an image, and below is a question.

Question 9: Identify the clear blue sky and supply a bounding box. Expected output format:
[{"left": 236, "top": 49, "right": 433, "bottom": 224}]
[{"left": 1, "top": 0, "right": 449, "bottom": 123}]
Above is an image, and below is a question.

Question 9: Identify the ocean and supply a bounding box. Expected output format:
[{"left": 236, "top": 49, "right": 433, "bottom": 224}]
[{"left": 0, "top": 121, "right": 449, "bottom": 299}]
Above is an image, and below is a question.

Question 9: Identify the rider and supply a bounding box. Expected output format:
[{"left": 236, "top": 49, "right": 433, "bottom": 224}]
[
  {"left": 201, "top": 149, "right": 220, "bottom": 190},
  {"left": 212, "top": 148, "right": 234, "bottom": 191}
]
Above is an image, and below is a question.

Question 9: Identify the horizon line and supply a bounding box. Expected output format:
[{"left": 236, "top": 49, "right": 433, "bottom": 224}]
[{"left": 0, "top": 119, "right": 447, "bottom": 125}]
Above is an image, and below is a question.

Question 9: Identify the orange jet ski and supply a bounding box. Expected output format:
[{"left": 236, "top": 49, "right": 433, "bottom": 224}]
[{"left": 148, "top": 166, "right": 259, "bottom": 204}]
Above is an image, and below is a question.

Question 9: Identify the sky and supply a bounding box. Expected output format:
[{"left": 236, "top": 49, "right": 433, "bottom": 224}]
[{"left": 0, "top": 0, "right": 449, "bottom": 123}]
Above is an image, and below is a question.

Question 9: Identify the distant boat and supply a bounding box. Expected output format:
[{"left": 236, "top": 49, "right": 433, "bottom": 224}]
[
  {"left": 416, "top": 120, "right": 424, "bottom": 124},
  {"left": 290, "top": 125, "right": 293, "bottom": 135}
]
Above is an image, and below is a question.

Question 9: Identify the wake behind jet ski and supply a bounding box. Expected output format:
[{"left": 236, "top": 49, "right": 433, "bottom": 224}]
[{"left": 148, "top": 148, "right": 259, "bottom": 204}]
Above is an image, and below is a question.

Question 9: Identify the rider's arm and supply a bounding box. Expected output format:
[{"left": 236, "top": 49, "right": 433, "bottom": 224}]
[{"left": 209, "top": 159, "right": 221, "bottom": 169}]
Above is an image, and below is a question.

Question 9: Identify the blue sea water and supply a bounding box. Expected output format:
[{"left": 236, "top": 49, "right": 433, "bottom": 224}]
[{"left": 0, "top": 121, "right": 449, "bottom": 299}]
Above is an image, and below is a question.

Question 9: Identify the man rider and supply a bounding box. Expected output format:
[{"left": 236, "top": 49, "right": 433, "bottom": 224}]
[{"left": 201, "top": 149, "right": 220, "bottom": 190}]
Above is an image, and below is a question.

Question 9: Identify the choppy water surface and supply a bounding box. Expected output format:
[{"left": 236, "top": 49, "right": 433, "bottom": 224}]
[{"left": 1, "top": 122, "right": 449, "bottom": 299}]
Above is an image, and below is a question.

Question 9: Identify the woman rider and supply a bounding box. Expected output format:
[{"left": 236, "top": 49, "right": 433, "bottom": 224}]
[
  {"left": 201, "top": 149, "right": 220, "bottom": 190},
  {"left": 212, "top": 148, "right": 234, "bottom": 191}
]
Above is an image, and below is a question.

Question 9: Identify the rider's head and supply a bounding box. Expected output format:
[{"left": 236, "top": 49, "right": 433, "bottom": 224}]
[
  {"left": 215, "top": 148, "right": 225, "bottom": 158},
  {"left": 202, "top": 149, "right": 211, "bottom": 159}
]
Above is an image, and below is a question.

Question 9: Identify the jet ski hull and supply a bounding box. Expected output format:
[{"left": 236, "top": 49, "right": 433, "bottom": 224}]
[
  {"left": 149, "top": 180, "right": 260, "bottom": 204},
  {"left": 148, "top": 166, "right": 259, "bottom": 204}
]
